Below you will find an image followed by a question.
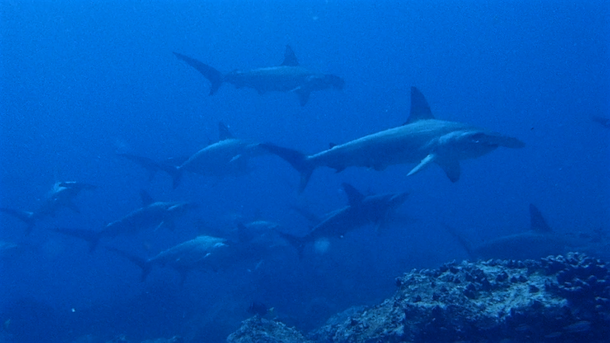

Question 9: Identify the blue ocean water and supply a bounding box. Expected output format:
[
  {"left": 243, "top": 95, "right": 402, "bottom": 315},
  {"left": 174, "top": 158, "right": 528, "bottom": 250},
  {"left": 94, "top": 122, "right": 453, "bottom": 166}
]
[{"left": 0, "top": 1, "right": 608, "bottom": 342}]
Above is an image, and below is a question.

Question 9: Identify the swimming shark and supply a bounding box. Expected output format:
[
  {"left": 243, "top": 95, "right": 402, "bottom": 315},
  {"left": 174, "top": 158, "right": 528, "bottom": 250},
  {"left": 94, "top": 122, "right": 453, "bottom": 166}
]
[
  {"left": 277, "top": 183, "right": 409, "bottom": 257},
  {"left": 165, "top": 122, "right": 267, "bottom": 188},
  {"left": 261, "top": 87, "right": 525, "bottom": 192},
  {"left": 173, "top": 45, "right": 344, "bottom": 106},
  {"left": 0, "top": 181, "right": 96, "bottom": 234},
  {"left": 446, "top": 204, "right": 578, "bottom": 261},
  {"left": 106, "top": 235, "right": 233, "bottom": 283},
  {"left": 54, "top": 190, "right": 197, "bottom": 251}
]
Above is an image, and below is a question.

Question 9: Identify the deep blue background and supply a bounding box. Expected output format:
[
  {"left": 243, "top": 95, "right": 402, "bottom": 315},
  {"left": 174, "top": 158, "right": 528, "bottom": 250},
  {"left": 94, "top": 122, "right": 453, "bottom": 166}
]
[{"left": 1, "top": 1, "right": 608, "bottom": 342}]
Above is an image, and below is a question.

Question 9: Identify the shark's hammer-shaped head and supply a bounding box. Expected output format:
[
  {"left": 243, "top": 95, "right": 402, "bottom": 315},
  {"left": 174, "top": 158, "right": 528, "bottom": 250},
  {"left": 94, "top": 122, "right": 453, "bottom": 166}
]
[{"left": 437, "top": 129, "right": 525, "bottom": 161}]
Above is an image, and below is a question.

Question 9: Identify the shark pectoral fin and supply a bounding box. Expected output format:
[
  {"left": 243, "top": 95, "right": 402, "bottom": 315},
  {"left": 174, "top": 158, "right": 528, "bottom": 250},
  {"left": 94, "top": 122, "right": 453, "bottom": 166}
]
[
  {"left": 407, "top": 154, "right": 437, "bottom": 177},
  {"left": 375, "top": 219, "right": 389, "bottom": 236},
  {"left": 436, "top": 157, "right": 461, "bottom": 183},
  {"left": 229, "top": 154, "right": 243, "bottom": 163},
  {"left": 295, "top": 89, "right": 311, "bottom": 106}
]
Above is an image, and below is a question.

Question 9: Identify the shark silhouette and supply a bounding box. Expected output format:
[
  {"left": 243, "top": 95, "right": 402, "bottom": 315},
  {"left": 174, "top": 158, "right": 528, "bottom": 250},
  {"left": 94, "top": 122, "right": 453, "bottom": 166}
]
[
  {"left": 262, "top": 87, "right": 525, "bottom": 192},
  {"left": 174, "top": 45, "right": 344, "bottom": 106}
]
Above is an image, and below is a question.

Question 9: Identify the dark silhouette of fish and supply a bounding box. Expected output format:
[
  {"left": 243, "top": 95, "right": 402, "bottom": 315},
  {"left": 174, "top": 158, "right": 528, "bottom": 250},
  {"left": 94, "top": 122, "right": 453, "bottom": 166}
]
[
  {"left": 106, "top": 235, "right": 233, "bottom": 283},
  {"left": 174, "top": 45, "right": 344, "bottom": 106},
  {"left": 0, "top": 181, "right": 96, "bottom": 234},
  {"left": 277, "top": 183, "right": 409, "bottom": 257},
  {"left": 163, "top": 122, "right": 268, "bottom": 188},
  {"left": 54, "top": 190, "right": 196, "bottom": 251},
  {"left": 446, "top": 204, "right": 578, "bottom": 260}
]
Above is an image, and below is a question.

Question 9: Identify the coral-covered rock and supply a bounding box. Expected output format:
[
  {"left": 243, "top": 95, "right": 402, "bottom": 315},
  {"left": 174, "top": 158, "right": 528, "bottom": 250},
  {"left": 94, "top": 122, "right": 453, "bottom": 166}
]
[
  {"left": 229, "top": 253, "right": 610, "bottom": 343},
  {"left": 226, "top": 317, "right": 311, "bottom": 343}
]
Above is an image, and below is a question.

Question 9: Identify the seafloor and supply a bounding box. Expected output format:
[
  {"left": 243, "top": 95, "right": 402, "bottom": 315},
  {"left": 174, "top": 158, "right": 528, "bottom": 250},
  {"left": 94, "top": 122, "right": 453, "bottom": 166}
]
[{"left": 22, "top": 252, "right": 609, "bottom": 343}]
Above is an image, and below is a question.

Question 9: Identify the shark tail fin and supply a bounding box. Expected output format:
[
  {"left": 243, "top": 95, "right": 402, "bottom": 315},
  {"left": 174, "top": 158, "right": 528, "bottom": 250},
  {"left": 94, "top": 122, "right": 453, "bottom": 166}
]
[
  {"left": 442, "top": 223, "right": 476, "bottom": 260},
  {"left": 0, "top": 208, "right": 36, "bottom": 235},
  {"left": 155, "top": 163, "right": 182, "bottom": 189},
  {"left": 105, "top": 246, "right": 152, "bottom": 282},
  {"left": 259, "top": 143, "right": 314, "bottom": 193},
  {"left": 275, "top": 230, "right": 307, "bottom": 259},
  {"left": 54, "top": 227, "right": 101, "bottom": 252},
  {"left": 173, "top": 52, "right": 223, "bottom": 95}
]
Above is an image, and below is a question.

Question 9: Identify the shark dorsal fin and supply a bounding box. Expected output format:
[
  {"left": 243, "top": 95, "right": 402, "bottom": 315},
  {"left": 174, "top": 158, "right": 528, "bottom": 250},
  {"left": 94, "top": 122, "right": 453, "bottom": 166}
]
[
  {"left": 139, "top": 190, "right": 154, "bottom": 207},
  {"left": 341, "top": 183, "right": 365, "bottom": 207},
  {"left": 329, "top": 143, "right": 337, "bottom": 149},
  {"left": 218, "top": 122, "right": 233, "bottom": 140},
  {"left": 281, "top": 45, "right": 299, "bottom": 67},
  {"left": 529, "top": 204, "right": 552, "bottom": 233},
  {"left": 404, "top": 87, "right": 434, "bottom": 125}
]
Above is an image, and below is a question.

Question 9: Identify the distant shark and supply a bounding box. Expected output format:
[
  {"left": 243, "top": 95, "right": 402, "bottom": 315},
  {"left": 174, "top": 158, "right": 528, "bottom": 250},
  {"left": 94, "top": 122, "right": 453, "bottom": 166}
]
[
  {"left": 0, "top": 181, "right": 96, "bottom": 234},
  {"left": 446, "top": 204, "right": 578, "bottom": 261},
  {"left": 165, "top": 122, "right": 268, "bottom": 188},
  {"left": 261, "top": 87, "right": 525, "bottom": 192},
  {"left": 277, "top": 183, "right": 409, "bottom": 257},
  {"left": 173, "top": 45, "right": 345, "bottom": 106},
  {"left": 106, "top": 235, "right": 233, "bottom": 283},
  {"left": 54, "top": 190, "right": 196, "bottom": 251}
]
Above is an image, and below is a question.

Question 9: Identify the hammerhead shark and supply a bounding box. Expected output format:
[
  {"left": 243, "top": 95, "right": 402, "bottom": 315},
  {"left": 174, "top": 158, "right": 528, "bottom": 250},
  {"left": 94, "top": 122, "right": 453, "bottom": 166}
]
[
  {"left": 0, "top": 181, "right": 96, "bottom": 234},
  {"left": 173, "top": 45, "right": 344, "bottom": 106},
  {"left": 106, "top": 235, "right": 232, "bottom": 283},
  {"left": 54, "top": 190, "right": 196, "bottom": 251},
  {"left": 165, "top": 122, "right": 267, "bottom": 188},
  {"left": 277, "top": 183, "right": 409, "bottom": 257},
  {"left": 261, "top": 87, "right": 525, "bottom": 192}
]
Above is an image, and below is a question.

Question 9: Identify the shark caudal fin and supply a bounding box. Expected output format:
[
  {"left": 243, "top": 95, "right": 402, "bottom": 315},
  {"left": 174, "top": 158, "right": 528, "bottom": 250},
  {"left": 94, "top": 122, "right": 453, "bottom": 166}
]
[
  {"left": 275, "top": 230, "right": 307, "bottom": 259},
  {"left": 442, "top": 223, "right": 476, "bottom": 260},
  {"left": 154, "top": 163, "right": 182, "bottom": 189},
  {"left": 54, "top": 227, "right": 102, "bottom": 252},
  {"left": 173, "top": 52, "right": 223, "bottom": 95},
  {"left": 0, "top": 208, "right": 36, "bottom": 235},
  {"left": 105, "top": 246, "right": 152, "bottom": 282},
  {"left": 259, "top": 143, "right": 314, "bottom": 193},
  {"left": 117, "top": 153, "right": 163, "bottom": 182}
]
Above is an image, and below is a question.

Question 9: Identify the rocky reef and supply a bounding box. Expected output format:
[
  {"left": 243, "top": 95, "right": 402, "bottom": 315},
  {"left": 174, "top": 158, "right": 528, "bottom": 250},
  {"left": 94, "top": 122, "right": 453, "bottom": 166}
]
[{"left": 228, "top": 253, "right": 610, "bottom": 343}]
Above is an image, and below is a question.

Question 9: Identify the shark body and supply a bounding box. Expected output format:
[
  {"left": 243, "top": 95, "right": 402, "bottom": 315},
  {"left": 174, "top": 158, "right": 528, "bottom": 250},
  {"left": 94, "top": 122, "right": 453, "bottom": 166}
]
[
  {"left": 278, "top": 183, "right": 409, "bottom": 257},
  {"left": 174, "top": 45, "right": 344, "bottom": 106},
  {"left": 447, "top": 204, "right": 574, "bottom": 261},
  {"left": 107, "top": 235, "right": 232, "bottom": 283},
  {"left": 54, "top": 190, "right": 196, "bottom": 251},
  {"left": 0, "top": 181, "right": 96, "bottom": 234},
  {"left": 167, "top": 122, "right": 267, "bottom": 188},
  {"left": 262, "top": 87, "right": 525, "bottom": 192}
]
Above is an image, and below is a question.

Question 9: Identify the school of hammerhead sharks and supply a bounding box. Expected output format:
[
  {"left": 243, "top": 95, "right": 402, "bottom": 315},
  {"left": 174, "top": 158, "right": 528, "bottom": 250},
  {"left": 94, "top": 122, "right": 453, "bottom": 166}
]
[{"left": 2, "top": 45, "right": 608, "bottom": 284}]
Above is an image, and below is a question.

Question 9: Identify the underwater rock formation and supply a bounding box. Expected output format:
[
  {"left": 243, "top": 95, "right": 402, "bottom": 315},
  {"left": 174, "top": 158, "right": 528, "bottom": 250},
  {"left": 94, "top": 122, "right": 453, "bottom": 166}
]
[
  {"left": 227, "top": 316, "right": 312, "bottom": 343},
  {"left": 229, "top": 253, "right": 610, "bottom": 343}
]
